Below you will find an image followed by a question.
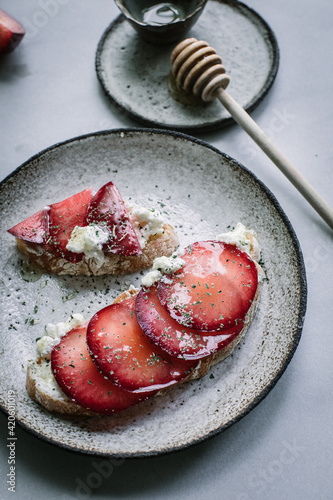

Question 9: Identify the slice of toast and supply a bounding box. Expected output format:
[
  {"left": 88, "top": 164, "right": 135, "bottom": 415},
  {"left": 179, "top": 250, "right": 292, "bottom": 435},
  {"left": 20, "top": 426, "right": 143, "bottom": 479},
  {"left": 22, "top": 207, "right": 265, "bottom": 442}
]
[
  {"left": 16, "top": 223, "right": 179, "bottom": 276},
  {"left": 9, "top": 181, "right": 179, "bottom": 276},
  {"left": 26, "top": 229, "right": 262, "bottom": 417}
]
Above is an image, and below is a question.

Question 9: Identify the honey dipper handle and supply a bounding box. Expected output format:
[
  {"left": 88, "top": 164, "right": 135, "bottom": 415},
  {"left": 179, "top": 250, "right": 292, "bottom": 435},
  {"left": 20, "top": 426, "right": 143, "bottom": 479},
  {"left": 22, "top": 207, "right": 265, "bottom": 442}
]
[{"left": 217, "top": 88, "right": 333, "bottom": 230}]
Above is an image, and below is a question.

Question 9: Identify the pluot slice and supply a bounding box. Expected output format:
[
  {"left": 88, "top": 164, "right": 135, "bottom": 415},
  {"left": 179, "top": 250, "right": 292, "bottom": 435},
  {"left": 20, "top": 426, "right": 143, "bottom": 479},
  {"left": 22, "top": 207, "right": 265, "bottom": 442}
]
[
  {"left": 51, "top": 324, "right": 147, "bottom": 414},
  {"left": 48, "top": 187, "right": 93, "bottom": 262},
  {"left": 135, "top": 286, "right": 243, "bottom": 360},
  {"left": 7, "top": 207, "right": 49, "bottom": 244},
  {"left": 87, "top": 296, "right": 198, "bottom": 393},
  {"left": 0, "top": 9, "right": 25, "bottom": 54},
  {"left": 86, "top": 181, "right": 142, "bottom": 256},
  {"left": 158, "top": 241, "right": 258, "bottom": 331}
]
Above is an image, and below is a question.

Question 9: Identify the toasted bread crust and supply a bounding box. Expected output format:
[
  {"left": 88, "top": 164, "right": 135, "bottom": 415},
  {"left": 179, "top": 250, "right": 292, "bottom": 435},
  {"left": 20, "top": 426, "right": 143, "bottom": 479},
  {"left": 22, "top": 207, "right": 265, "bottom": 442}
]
[
  {"left": 26, "top": 240, "right": 263, "bottom": 416},
  {"left": 17, "top": 223, "right": 179, "bottom": 276},
  {"left": 26, "top": 364, "right": 95, "bottom": 416}
]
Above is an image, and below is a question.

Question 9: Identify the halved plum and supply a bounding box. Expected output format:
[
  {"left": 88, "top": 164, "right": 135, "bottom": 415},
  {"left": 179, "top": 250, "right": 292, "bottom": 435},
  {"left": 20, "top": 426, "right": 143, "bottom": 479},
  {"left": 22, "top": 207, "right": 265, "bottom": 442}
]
[
  {"left": 87, "top": 296, "right": 198, "bottom": 393},
  {"left": 87, "top": 181, "right": 142, "bottom": 256},
  {"left": 48, "top": 187, "right": 93, "bottom": 262},
  {"left": 0, "top": 9, "right": 25, "bottom": 54},
  {"left": 135, "top": 285, "right": 243, "bottom": 360},
  {"left": 51, "top": 323, "right": 148, "bottom": 414},
  {"left": 158, "top": 241, "right": 258, "bottom": 331},
  {"left": 8, "top": 207, "right": 49, "bottom": 244}
]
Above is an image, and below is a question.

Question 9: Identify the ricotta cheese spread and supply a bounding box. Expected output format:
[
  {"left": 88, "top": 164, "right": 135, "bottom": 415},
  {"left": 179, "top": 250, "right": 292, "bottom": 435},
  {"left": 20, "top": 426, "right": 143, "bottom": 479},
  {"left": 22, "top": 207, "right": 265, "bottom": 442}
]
[
  {"left": 29, "top": 360, "right": 66, "bottom": 399},
  {"left": 66, "top": 225, "right": 109, "bottom": 268},
  {"left": 215, "top": 222, "right": 260, "bottom": 261},
  {"left": 36, "top": 313, "right": 86, "bottom": 358},
  {"left": 31, "top": 313, "right": 86, "bottom": 400},
  {"left": 126, "top": 203, "right": 165, "bottom": 248},
  {"left": 141, "top": 254, "right": 185, "bottom": 287}
]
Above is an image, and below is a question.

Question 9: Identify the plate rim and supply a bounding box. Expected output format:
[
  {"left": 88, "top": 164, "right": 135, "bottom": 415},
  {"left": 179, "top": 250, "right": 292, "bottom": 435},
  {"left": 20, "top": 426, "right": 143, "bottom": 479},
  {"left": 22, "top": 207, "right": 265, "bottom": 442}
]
[
  {"left": 0, "top": 127, "right": 307, "bottom": 458},
  {"left": 95, "top": 0, "right": 280, "bottom": 133}
]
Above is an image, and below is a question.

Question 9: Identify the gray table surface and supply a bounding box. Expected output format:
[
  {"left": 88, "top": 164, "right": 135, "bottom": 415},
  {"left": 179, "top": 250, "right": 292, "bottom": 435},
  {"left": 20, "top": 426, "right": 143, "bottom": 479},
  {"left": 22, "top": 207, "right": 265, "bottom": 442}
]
[{"left": 0, "top": 1, "right": 332, "bottom": 499}]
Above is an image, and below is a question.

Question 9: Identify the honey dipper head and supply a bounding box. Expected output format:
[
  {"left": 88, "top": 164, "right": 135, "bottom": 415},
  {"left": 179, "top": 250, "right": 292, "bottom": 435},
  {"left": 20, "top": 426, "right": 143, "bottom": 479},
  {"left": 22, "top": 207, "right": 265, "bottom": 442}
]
[{"left": 170, "top": 38, "right": 230, "bottom": 102}]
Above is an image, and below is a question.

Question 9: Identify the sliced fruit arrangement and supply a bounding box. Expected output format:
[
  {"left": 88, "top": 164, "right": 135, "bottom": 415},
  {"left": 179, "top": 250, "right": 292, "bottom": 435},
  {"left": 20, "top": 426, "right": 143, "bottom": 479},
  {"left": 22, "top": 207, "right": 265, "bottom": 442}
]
[
  {"left": 43, "top": 235, "right": 259, "bottom": 415},
  {"left": 87, "top": 296, "right": 198, "bottom": 393},
  {"left": 135, "top": 285, "right": 243, "bottom": 360},
  {"left": 51, "top": 323, "right": 149, "bottom": 414},
  {"left": 0, "top": 9, "right": 25, "bottom": 54},
  {"left": 158, "top": 241, "right": 258, "bottom": 331},
  {"left": 8, "top": 181, "right": 142, "bottom": 262}
]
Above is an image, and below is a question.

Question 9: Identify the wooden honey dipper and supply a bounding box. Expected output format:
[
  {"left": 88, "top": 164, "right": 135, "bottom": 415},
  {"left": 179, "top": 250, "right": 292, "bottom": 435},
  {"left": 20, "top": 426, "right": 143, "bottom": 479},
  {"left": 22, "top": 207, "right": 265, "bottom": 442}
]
[{"left": 170, "top": 38, "right": 333, "bottom": 231}]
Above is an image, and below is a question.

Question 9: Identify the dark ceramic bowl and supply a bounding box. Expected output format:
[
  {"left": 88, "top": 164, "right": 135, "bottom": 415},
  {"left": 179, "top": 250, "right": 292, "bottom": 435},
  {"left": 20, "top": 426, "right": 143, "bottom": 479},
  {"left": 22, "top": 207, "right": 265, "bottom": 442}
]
[{"left": 114, "top": 0, "right": 208, "bottom": 44}]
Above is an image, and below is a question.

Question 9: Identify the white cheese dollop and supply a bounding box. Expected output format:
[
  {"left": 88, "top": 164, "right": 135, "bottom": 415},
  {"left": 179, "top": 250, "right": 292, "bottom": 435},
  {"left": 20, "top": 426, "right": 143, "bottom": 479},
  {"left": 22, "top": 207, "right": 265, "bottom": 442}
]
[
  {"left": 36, "top": 313, "right": 85, "bottom": 358},
  {"left": 29, "top": 360, "right": 67, "bottom": 399},
  {"left": 66, "top": 225, "right": 109, "bottom": 268},
  {"left": 141, "top": 254, "right": 185, "bottom": 287},
  {"left": 126, "top": 203, "right": 165, "bottom": 248},
  {"left": 215, "top": 222, "right": 260, "bottom": 261},
  {"left": 141, "top": 269, "right": 163, "bottom": 288}
]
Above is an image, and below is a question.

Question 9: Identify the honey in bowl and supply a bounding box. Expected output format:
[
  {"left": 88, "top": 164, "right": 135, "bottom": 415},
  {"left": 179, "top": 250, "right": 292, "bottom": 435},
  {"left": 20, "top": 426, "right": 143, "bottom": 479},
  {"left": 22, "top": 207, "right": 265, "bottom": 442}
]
[
  {"left": 114, "top": 0, "right": 208, "bottom": 44},
  {"left": 141, "top": 3, "right": 185, "bottom": 25}
]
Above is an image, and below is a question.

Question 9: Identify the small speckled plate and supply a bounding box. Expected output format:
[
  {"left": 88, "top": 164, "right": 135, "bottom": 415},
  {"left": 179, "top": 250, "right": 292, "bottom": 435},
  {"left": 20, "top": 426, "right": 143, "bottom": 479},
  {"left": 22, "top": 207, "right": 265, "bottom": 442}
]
[
  {"left": 0, "top": 129, "right": 306, "bottom": 457},
  {"left": 96, "top": 0, "right": 279, "bottom": 132}
]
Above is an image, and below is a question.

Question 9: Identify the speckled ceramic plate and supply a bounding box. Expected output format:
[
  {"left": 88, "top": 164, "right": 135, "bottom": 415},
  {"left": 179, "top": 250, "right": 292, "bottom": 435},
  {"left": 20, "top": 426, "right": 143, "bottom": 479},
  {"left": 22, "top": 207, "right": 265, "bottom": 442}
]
[
  {"left": 96, "top": 0, "right": 279, "bottom": 132},
  {"left": 0, "top": 129, "right": 306, "bottom": 457}
]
